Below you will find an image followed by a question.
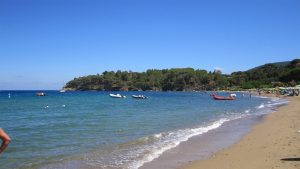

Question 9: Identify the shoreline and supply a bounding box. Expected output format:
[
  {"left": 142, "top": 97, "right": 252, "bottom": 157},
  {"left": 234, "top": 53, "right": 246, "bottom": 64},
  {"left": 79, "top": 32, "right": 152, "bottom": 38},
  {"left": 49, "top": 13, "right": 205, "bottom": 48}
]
[
  {"left": 2, "top": 91, "right": 295, "bottom": 169},
  {"left": 140, "top": 114, "right": 266, "bottom": 169},
  {"left": 181, "top": 96, "right": 300, "bottom": 169},
  {"left": 139, "top": 94, "right": 283, "bottom": 169}
]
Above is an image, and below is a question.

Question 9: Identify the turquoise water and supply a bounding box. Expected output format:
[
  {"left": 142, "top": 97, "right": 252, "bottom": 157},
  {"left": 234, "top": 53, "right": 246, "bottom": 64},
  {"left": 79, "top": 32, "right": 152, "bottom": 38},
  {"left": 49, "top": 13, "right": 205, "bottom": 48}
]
[{"left": 0, "top": 91, "right": 285, "bottom": 169}]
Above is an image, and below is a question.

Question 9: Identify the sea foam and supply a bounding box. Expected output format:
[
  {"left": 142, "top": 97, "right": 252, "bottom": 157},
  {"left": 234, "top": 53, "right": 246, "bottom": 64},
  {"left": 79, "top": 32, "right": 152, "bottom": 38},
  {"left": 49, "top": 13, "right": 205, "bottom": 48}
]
[{"left": 117, "top": 118, "right": 229, "bottom": 169}]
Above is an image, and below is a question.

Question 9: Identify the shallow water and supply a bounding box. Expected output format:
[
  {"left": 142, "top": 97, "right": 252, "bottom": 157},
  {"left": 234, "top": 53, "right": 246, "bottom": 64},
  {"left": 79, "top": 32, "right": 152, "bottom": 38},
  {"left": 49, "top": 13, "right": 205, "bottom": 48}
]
[{"left": 0, "top": 91, "right": 286, "bottom": 169}]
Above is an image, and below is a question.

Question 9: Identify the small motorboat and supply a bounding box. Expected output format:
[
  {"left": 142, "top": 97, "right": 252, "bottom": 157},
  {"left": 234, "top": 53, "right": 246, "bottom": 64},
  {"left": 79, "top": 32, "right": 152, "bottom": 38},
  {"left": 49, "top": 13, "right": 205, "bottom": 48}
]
[
  {"left": 59, "top": 89, "right": 66, "bottom": 93},
  {"left": 211, "top": 94, "right": 235, "bottom": 100},
  {"left": 230, "top": 93, "right": 237, "bottom": 97},
  {"left": 36, "top": 92, "right": 46, "bottom": 96},
  {"left": 132, "top": 95, "right": 147, "bottom": 99},
  {"left": 109, "top": 93, "right": 126, "bottom": 98}
]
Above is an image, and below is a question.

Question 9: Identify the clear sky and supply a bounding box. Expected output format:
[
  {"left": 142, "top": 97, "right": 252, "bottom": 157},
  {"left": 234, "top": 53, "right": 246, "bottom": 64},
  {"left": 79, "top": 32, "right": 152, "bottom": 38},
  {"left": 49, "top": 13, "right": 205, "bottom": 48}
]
[{"left": 0, "top": 0, "right": 299, "bottom": 90}]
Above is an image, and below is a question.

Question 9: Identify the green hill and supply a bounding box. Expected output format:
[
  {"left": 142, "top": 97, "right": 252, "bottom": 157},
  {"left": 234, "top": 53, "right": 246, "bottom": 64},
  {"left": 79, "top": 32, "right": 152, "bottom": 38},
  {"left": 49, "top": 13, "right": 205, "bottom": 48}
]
[
  {"left": 247, "top": 61, "right": 290, "bottom": 72},
  {"left": 64, "top": 59, "right": 300, "bottom": 91}
]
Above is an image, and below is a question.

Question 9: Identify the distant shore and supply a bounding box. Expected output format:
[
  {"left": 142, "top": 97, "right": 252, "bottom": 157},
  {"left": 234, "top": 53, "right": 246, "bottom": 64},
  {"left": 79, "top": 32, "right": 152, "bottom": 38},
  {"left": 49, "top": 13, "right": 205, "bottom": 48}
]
[{"left": 181, "top": 96, "right": 300, "bottom": 169}]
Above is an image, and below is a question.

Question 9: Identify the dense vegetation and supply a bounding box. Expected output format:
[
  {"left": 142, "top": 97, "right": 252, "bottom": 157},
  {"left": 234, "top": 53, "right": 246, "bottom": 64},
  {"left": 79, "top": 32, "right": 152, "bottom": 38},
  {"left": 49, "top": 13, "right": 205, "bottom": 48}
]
[{"left": 64, "top": 59, "right": 300, "bottom": 91}]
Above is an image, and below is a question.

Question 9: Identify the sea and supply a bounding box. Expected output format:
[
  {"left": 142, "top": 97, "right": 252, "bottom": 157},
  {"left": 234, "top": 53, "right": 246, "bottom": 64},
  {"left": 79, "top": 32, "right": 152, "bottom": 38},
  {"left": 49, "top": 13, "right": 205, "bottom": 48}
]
[{"left": 0, "top": 91, "right": 288, "bottom": 169}]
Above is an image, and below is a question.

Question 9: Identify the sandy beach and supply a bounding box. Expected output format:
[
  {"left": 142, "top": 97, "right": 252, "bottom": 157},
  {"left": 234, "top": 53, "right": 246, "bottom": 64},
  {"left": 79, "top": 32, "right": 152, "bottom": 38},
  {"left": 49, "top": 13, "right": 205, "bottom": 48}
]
[{"left": 182, "top": 96, "right": 300, "bottom": 169}]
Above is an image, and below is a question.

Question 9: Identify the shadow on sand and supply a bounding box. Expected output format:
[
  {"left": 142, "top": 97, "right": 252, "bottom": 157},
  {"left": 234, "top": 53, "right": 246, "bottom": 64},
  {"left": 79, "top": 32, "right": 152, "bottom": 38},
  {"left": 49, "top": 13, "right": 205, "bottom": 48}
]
[{"left": 281, "top": 158, "right": 300, "bottom": 161}]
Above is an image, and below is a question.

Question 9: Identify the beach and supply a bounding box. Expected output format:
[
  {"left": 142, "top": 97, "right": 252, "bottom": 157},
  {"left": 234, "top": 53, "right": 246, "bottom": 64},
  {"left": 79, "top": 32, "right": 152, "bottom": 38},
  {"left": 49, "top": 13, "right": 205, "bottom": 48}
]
[
  {"left": 182, "top": 96, "right": 300, "bottom": 169},
  {"left": 1, "top": 91, "right": 282, "bottom": 169}
]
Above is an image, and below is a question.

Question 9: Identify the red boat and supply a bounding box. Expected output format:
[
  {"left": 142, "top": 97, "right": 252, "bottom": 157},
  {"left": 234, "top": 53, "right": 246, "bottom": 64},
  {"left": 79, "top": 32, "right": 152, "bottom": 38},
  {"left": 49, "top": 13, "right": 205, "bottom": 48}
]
[{"left": 211, "top": 94, "right": 236, "bottom": 100}]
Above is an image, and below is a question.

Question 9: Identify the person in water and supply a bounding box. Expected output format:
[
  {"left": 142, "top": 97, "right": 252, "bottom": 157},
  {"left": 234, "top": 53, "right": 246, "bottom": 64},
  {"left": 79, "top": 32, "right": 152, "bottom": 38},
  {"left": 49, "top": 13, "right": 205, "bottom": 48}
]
[{"left": 0, "top": 128, "right": 11, "bottom": 154}]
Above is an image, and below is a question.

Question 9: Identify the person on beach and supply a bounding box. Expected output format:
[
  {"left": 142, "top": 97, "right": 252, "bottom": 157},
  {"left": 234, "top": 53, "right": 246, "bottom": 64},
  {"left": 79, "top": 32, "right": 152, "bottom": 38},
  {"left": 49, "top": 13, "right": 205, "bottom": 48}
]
[
  {"left": 257, "top": 89, "right": 261, "bottom": 95},
  {"left": 0, "top": 128, "right": 11, "bottom": 154}
]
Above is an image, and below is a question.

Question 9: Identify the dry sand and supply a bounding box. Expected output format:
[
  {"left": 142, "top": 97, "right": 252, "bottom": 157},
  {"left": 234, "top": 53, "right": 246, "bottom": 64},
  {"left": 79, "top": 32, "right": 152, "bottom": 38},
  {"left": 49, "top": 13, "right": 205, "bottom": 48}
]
[{"left": 182, "top": 96, "right": 300, "bottom": 169}]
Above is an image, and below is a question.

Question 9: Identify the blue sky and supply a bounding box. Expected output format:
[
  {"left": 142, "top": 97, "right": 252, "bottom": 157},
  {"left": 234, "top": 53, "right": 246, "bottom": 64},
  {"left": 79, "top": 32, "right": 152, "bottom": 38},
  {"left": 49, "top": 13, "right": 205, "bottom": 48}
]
[{"left": 0, "top": 0, "right": 299, "bottom": 90}]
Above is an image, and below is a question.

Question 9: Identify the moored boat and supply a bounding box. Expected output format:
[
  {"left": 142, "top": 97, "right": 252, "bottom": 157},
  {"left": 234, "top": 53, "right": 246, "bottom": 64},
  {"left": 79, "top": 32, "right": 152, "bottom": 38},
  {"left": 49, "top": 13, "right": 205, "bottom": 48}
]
[
  {"left": 230, "top": 93, "right": 237, "bottom": 97},
  {"left": 109, "top": 93, "right": 126, "bottom": 98},
  {"left": 131, "top": 95, "right": 147, "bottom": 99},
  {"left": 36, "top": 92, "right": 46, "bottom": 96},
  {"left": 211, "top": 94, "right": 235, "bottom": 100}
]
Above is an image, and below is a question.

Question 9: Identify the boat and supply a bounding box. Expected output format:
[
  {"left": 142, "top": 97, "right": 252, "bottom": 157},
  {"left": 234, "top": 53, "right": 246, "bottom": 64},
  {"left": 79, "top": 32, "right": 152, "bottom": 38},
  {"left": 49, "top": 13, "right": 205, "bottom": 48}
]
[
  {"left": 109, "top": 93, "right": 126, "bottom": 98},
  {"left": 59, "top": 89, "right": 66, "bottom": 93},
  {"left": 211, "top": 94, "right": 236, "bottom": 100},
  {"left": 36, "top": 92, "right": 46, "bottom": 96},
  {"left": 230, "top": 93, "right": 237, "bottom": 97},
  {"left": 132, "top": 95, "right": 147, "bottom": 99}
]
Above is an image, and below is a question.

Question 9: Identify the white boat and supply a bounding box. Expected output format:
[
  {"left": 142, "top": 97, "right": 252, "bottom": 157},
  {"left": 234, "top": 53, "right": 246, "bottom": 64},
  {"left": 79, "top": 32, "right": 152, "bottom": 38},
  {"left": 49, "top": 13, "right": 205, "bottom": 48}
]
[
  {"left": 132, "top": 95, "right": 147, "bottom": 99},
  {"left": 36, "top": 92, "right": 46, "bottom": 96},
  {"left": 59, "top": 90, "right": 66, "bottom": 93},
  {"left": 109, "top": 93, "right": 126, "bottom": 98},
  {"left": 230, "top": 93, "right": 237, "bottom": 97}
]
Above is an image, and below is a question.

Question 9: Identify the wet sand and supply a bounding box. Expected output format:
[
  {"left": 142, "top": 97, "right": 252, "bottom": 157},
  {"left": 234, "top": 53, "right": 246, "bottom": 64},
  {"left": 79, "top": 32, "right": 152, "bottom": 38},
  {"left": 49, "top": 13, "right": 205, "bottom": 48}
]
[
  {"left": 182, "top": 96, "right": 300, "bottom": 169},
  {"left": 140, "top": 114, "right": 264, "bottom": 169}
]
